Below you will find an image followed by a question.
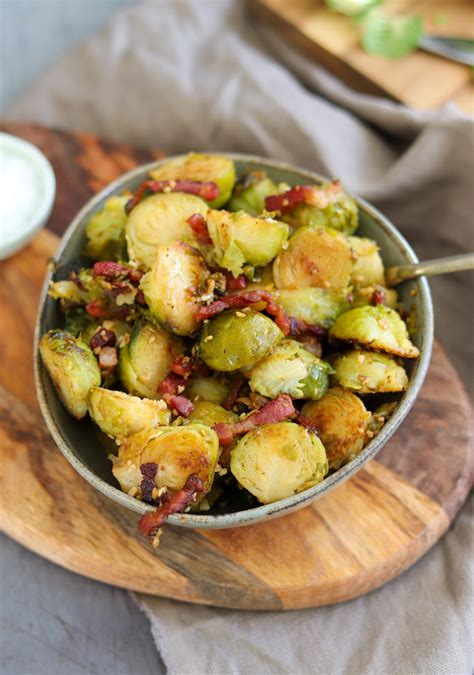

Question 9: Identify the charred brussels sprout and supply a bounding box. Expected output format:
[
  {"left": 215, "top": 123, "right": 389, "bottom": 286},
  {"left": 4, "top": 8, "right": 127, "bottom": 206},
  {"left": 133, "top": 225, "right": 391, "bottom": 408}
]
[
  {"left": 184, "top": 377, "right": 230, "bottom": 405},
  {"left": 287, "top": 187, "right": 358, "bottom": 235},
  {"left": 149, "top": 153, "right": 236, "bottom": 209},
  {"left": 348, "top": 236, "right": 385, "bottom": 288},
  {"left": 228, "top": 171, "right": 279, "bottom": 215},
  {"left": 141, "top": 241, "right": 209, "bottom": 336},
  {"left": 85, "top": 195, "right": 129, "bottom": 261},
  {"left": 329, "top": 305, "right": 419, "bottom": 358},
  {"left": 302, "top": 387, "right": 371, "bottom": 469},
  {"left": 88, "top": 387, "right": 171, "bottom": 442},
  {"left": 39, "top": 330, "right": 101, "bottom": 419},
  {"left": 126, "top": 192, "right": 208, "bottom": 269},
  {"left": 186, "top": 401, "right": 238, "bottom": 427},
  {"left": 112, "top": 424, "right": 219, "bottom": 499},
  {"left": 332, "top": 350, "right": 408, "bottom": 394},
  {"left": 249, "top": 339, "right": 332, "bottom": 400},
  {"left": 119, "top": 320, "right": 183, "bottom": 398},
  {"left": 274, "top": 288, "right": 349, "bottom": 327},
  {"left": 206, "top": 209, "right": 289, "bottom": 277},
  {"left": 230, "top": 423, "right": 328, "bottom": 504},
  {"left": 199, "top": 310, "right": 283, "bottom": 371},
  {"left": 273, "top": 226, "right": 352, "bottom": 290}
]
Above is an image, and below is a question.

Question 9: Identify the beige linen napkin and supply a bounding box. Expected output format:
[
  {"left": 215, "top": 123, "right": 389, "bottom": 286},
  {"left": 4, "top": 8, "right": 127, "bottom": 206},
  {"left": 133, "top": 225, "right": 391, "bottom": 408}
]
[{"left": 8, "top": 1, "right": 473, "bottom": 673}]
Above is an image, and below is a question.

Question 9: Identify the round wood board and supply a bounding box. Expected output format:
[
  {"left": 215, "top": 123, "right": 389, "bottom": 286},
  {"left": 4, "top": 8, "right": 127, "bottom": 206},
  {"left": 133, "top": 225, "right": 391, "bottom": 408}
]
[{"left": 0, "top": 123, "right": 472, "bottom": 611}]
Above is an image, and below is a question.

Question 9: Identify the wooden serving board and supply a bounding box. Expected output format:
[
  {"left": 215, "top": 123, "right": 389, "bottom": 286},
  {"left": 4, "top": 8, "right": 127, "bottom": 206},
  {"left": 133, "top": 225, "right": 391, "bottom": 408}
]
[
  {"left": 0, "top": 123, "right": 472, "bottom": 610},
  {"left": 250, "top": 0, "right": 474, "bottom": 114}
]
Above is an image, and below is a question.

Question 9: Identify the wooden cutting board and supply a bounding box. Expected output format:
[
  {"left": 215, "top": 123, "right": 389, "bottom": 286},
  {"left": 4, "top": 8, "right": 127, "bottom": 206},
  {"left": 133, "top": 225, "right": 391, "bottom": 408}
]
[
  {"left": 251, "top": 0, "right": 474, "bottom": 114},
  {"left": 0, "top": 123, "right": 472, "bottom": 610}
]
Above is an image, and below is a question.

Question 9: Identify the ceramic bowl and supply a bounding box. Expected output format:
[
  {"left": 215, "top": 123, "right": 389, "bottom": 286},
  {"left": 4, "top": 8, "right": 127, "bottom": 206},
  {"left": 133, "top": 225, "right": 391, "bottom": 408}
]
[{"left": 34, "top": 154, "right": 433, "bottom": 529}]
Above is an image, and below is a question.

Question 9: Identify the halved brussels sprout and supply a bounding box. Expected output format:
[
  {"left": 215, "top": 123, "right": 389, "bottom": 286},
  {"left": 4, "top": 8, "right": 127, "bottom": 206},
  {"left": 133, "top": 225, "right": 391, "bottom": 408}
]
[
  {"left": 119, "top": 319, "right": 183, "bottom": 398},
  {"left": 141, "top": 240, "right": 209, "bottom": 336},
  {"left": 85, "top": 195, "right": 129, "bottom": 261},
  {"left": 88, "top": 387, "right": 171, "bottom": 442},
  {"left": 185, "top": 401, "right": 238, "bottom": 427},
  {"left": 348, "top": 236, "right": 385, "bottom": 288},
  {"left": 366, "top": 401, "right": 397, "bottom": 438},
  {"left": 228, "top": 171, "right": 279, "bottom": 215},
  {"left": 206, "top": 209, "right": 289, "bottom": 277},
  {"left": 39, "top": 330, "right": 101, "bottom": 419},
  {"left": 286, "top": 187, "right": 358, "bottom": 235},
  {"left": 351, "top": 285, "right": 398, "bottom": 309},
  {"left": 273, "top": 226, "right": 353, "bottom": 290},
  {"left": 230, "top": 422, "right": 328, "bottom": 504},
  {"left": 332, "top": 350, "right": 408, "bottom": 393},
  {"left": 112, "top": 424, "right": 219, "bottom": 499},
  {"left": 149, "top": 153, "right": 236, "bottom": 209},
  {"left": 126, "top": 192, "right": 208, "bottom": 269},
  {"left": 184, "top": 376, "right": 230, "bottom": 405},
  {"left": 302, "top": 387, "right": 371, "bottom": 469},
  {"left": 199, "top": 310, "right": 283, "bottom": 371},
  {"left": 274, "top": 288, "right": 349, "bottom": 327},
  {"left": 249, "top": 339, "right": 332, "bottom": 400},
  {"left": 329, "top": 305, "right": 420, "bottom": 358}
]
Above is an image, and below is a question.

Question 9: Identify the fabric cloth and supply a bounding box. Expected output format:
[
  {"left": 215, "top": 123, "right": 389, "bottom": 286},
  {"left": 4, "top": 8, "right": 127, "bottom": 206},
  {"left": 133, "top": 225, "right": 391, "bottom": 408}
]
[{"left": 7, "top": 1, "right": 473, "bottom": 673}]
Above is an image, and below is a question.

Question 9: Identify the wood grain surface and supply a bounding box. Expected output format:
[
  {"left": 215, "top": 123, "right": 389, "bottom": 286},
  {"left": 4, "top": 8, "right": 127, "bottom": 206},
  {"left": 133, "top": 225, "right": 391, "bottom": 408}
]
[
  {"left": 251, "top": 0, "right": 474, "bottom": 114},
  {"left": 0, "top": 123, "right": 472, "bottom": 610}
]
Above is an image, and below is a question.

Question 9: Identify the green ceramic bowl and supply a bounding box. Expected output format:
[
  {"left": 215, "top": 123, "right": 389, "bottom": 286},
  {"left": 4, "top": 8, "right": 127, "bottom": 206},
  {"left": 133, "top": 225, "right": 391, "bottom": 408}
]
[{"left": 34, "top": 154, "right": 433, "bottom": 529}]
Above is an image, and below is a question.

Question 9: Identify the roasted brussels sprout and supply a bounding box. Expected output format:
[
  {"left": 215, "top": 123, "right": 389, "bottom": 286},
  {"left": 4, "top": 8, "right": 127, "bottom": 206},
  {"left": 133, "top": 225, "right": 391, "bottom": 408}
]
[
  {"left": 199, "top": 310, "right": 283, "bottom": 371},
  {"left": 119, "top": 319, "right": 183, "bottom": 398},
  {"left": 230, "top": 422, "right": 328, "bottom": 503},
  {"left": 248, "top": 339, "right": 331, "bottom": 400},
  {"left": 184, "top": 376, "right": 230, "bottom": 405},
  {"left": 126, "top": 192, "right": 208, "bottom": 269},
  {"left": 149, "top": 153, "right": 236, "bottom": 209},
  {"left": 112, "top": 424, "right": 219, "bottom": 498},
  {"left": 348, "top": 236, "right": 385, "bottom": 288},
  {"left": 286, "top": 186, "right": 358, "bottom": 235},
  {"left": 186, "top": 401, "right": 238, "bottom": 427},
  {"left": 273, "top": 226, "right": 353, "bottom": 290},
  {"left": 329, "top": 305, "right": 419, "bottom": 358},
  {"left": 274, "top": 288, "right": 349, "bottom": 327},
  {"left": 332, "top": 350, "right": 408, "bottom": 393},
  {"left": 64, "top": 307, "right": 95, "bottom": 337},
  {"left": 206, "top": 209, "right": 289, "bottom": 277},
  {"left": 141, "top": 240, "right": 209, "bottom": 336},
  {"left": 88, "top": 387, "right": 171, "bottom": 442},
  {"left": 228, "top": 171, "right": 279, "bottom": 215},
  {"left": 302, "top": 387, "right": 371, "bottom": 469},
  {"left": 85, "top": 195, "right": 129, "bottom": 261},
  {"left": 366, "top": 401, "right": 397, "bottom": 438},
  {"left": 39, "top": 330, "right": 101, "bottom": 419}
]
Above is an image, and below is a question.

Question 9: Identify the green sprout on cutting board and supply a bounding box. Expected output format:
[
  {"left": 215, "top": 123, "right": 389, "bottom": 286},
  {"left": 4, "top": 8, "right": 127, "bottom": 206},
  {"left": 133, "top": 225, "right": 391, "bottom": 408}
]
[{"left": 325, "top": 0, "right": 424, "bottom": 58}]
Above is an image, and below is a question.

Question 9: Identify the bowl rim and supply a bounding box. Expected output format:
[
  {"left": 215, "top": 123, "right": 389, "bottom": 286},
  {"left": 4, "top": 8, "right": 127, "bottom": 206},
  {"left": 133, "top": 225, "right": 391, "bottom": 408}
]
[{"left": 34, "top": 153, "right": 433, "bottom": 529}]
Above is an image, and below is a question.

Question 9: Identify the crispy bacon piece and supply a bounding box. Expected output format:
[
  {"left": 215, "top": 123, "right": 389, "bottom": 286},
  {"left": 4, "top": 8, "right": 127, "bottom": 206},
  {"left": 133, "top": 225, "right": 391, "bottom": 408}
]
[
  {"left": 288, "top": 317, "right": 327, "bottom": 340},
  {"left": 372, "top": 287, "right": 386, "bottom": 306},
  {"left": 295, "top": 414, "right": 320, "bottom": 436},
  {"left": 222, "top": 271, "right": 248, "bottom": 292},
  {"left": 140, "top": 462, "right": 158, "bottom": 504},
  {"left": 222, "top": 375, "right": 245, "bottom": 410},
  {"left": 187, "top": 213, "right": 212, "bottom": 246},
  {"left": 98, "top": 346, "right": 118, "bottom": 371},
  {"left": 264, "top": 180, "right": 343, "bottom": 215},
  {"left": 85, "top": 299, "right": 131, "bottom": 320},
  {"left": 90, "top": 327, "right": 116, "bottom": 351},
  {"left": 170, "top": 355, "right": 195, "bottom": 378},
  {"left": 138, "top": 474, "right": 204, "bottom": 538},
  {"left": 158, "top": 373, "right": 187, "bottom": 396},
  {"left": 125, "top": 179, "right": 219, "bottom": 214},
  {"left": 92, "top": 261, "right": 142, "bottom": 284},
  {"left": 213, "top": 394, "right": 295, "bottom": 446},
  {"left": 166, "top": 395, "right": 194, "bottom": 417}
]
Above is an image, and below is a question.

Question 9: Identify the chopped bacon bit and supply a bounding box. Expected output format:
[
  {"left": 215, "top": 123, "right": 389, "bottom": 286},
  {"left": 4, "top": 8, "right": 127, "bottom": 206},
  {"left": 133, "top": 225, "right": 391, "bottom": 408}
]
[
  {"left": 125, "top": 179, "right": 219, "bottom": 214},
  {"left": 372, "top": 287, "right": 386, "bottom": 306},
  {"left": 222, "top": 271, "right": 248, "bottom": 292},
  {"left": 93, "top": 261, "right": 143, "bottom": 284},
  {"left": 138, "top": 474, "right": 204, "bottom": 538},
  {"left": 295, "top": 334, "right": 323, "bottom": 358},
  {"left": 295, "top": 414, "right": 320, "bottom": 436},
  {"left": 158, "top": 373, "right": 187, "bottom": 396},
  {"left": 288, "top": 317, "right": 327, "bottom": 340},
  {"left": 170, "top": 355, "right": 194, "bottom": 378},
  {"left": 135, "top": 289, "right": 146, "bottom": 305},
  {"left": 264, "top": 180, "right": 342, "bottom": 215},
  {"left": 213, "top": 394, "right": 295, "bottom": 446},
  {"left": 98, "top": 346, "right": 118, "bottom": 371},
  {"left": 223, "top": 375, "right": 245, "bottom": 410},
  {"left": 166, "top": 395, "right": 195, "bottom": 417},
  {"left": 90, "top": 327, "right": 116, "bottom": 351},
  {"left": 140, "top": 462, "right": 158, "bottom": 504},
  {"left": 187, "top": 213, "right": 212, "bottom": 246},
  {"left": 85, "top": 299, "right": 108, "bottom": 318},
  {"left": 85, "top": 298, "right": 131, "bottom": 321}
]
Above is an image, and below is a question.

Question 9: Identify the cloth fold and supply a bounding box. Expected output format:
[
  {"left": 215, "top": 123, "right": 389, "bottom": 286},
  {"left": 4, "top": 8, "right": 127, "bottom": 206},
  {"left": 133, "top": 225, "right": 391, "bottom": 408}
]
[{"left": 7, "top": 1, "right": 473, "bottom": 673}]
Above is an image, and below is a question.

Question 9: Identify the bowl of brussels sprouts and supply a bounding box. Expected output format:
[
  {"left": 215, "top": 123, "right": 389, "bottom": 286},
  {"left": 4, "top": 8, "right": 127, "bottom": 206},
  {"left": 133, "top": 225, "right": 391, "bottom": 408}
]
[{"left": 34, "top": 153, "right": 433, "bottom": 538}]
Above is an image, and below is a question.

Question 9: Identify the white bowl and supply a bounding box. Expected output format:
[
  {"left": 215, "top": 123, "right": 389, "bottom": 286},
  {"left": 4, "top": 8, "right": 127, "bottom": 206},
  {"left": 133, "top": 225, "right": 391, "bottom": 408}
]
[{"left": 0, "top": 132, "right": 56, "bottom": 260}]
